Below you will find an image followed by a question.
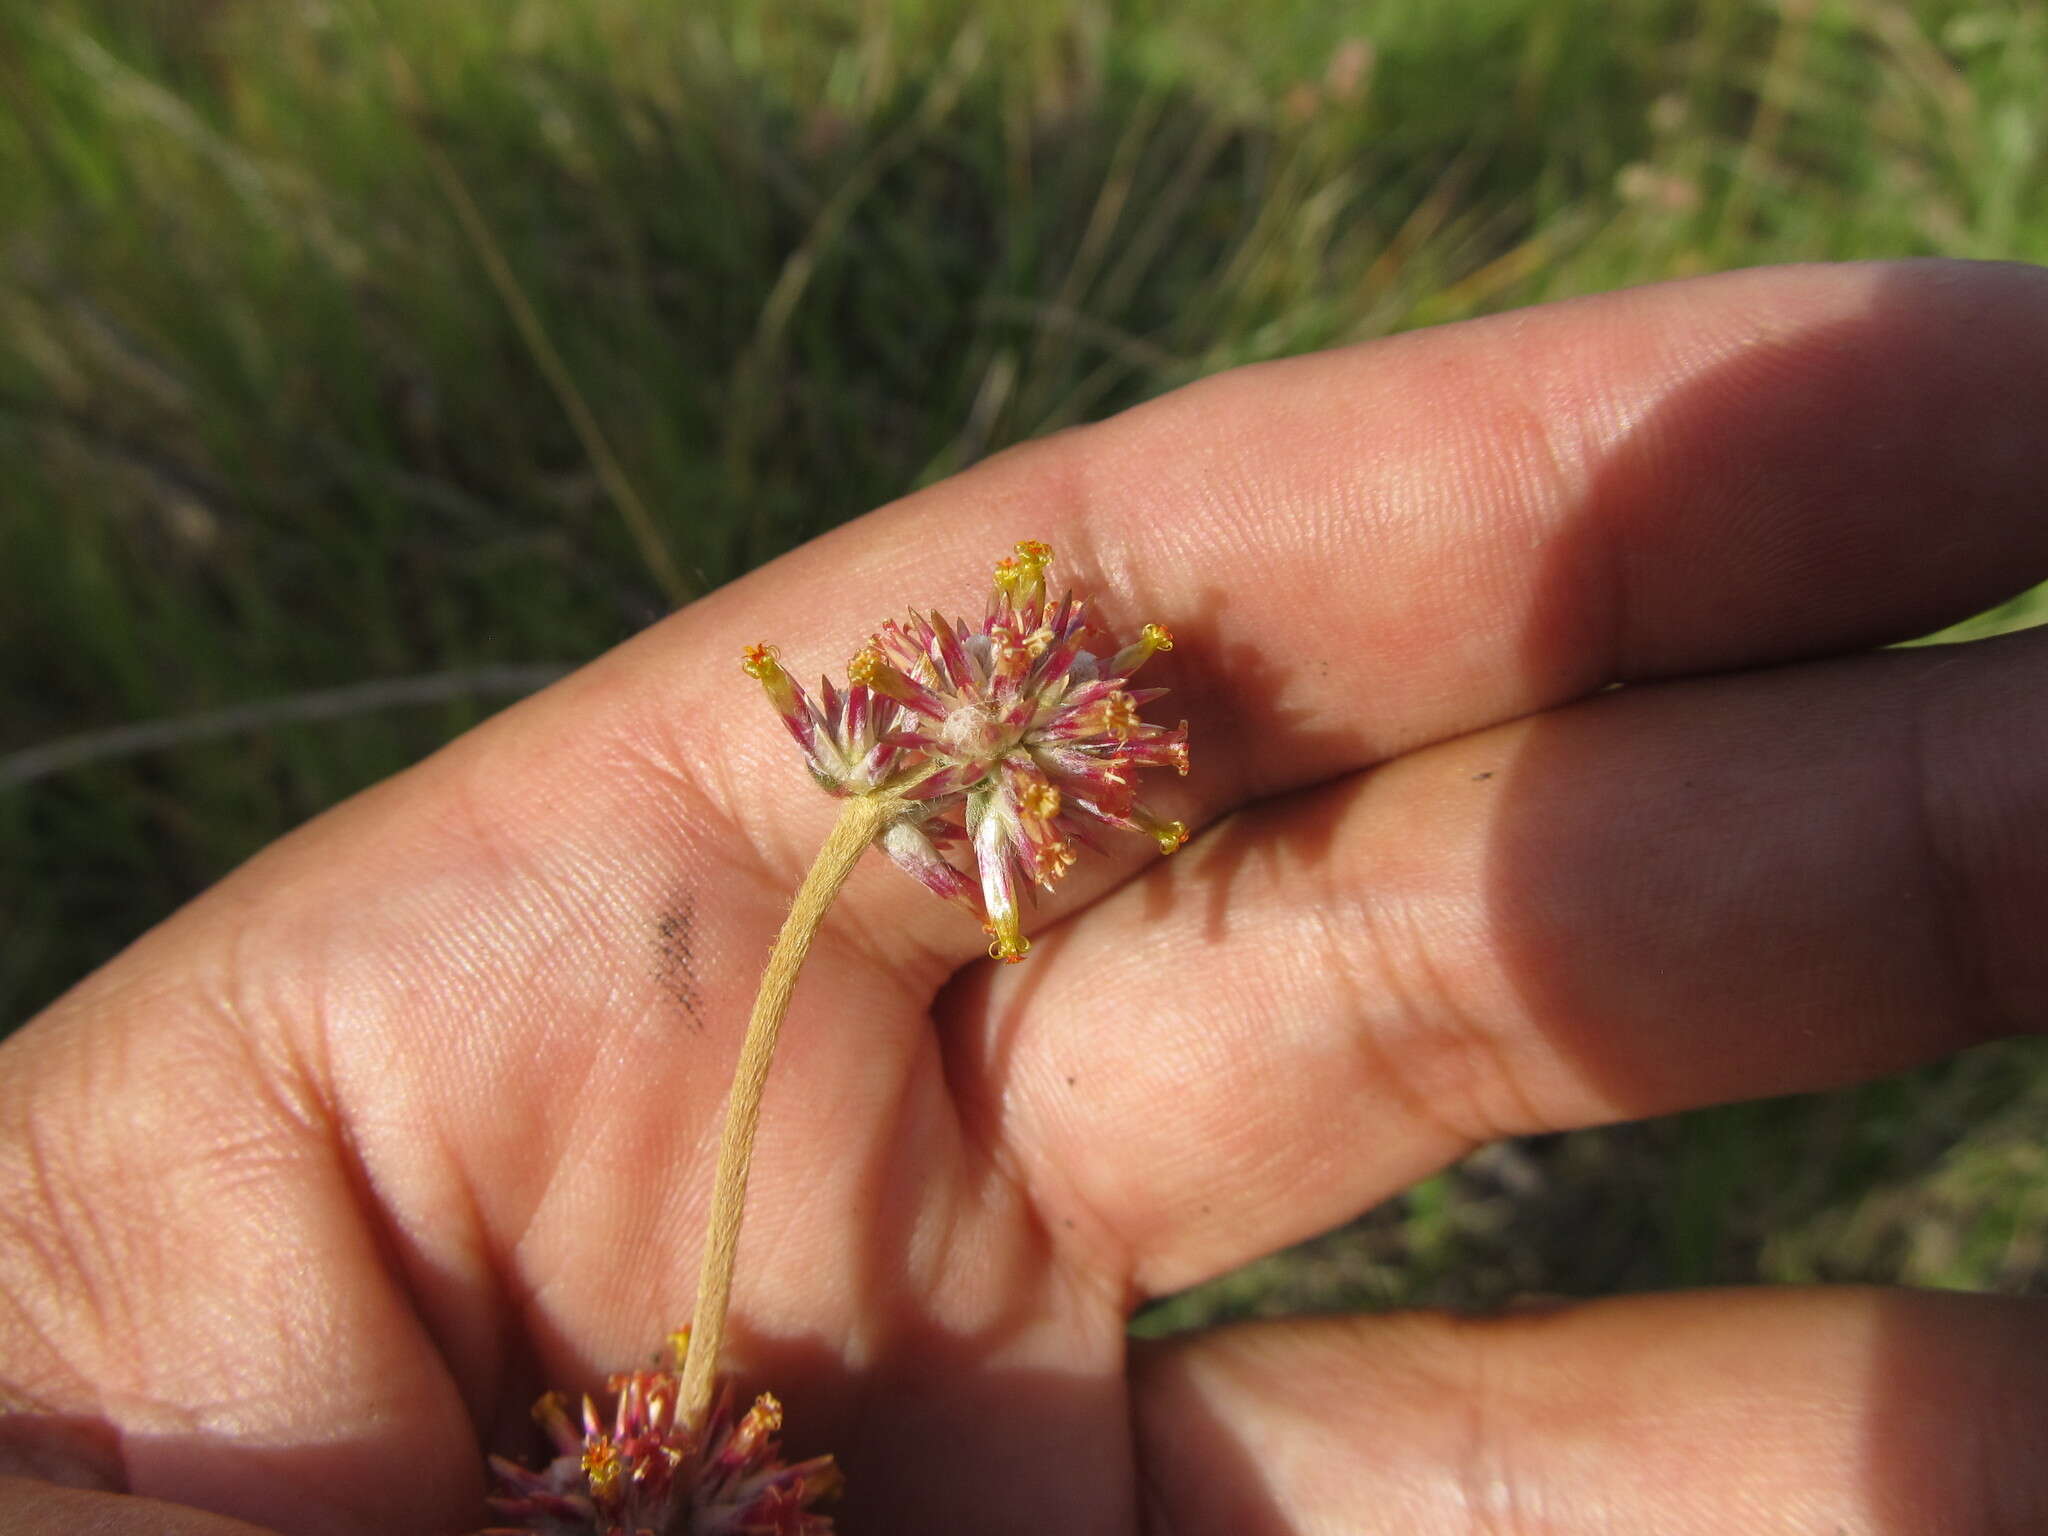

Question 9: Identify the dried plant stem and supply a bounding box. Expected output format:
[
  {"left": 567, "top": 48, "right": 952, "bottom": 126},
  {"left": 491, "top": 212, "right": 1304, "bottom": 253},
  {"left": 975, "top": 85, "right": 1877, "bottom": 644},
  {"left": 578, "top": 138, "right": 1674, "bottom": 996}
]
[
  {"left": 680, "top": 792, "right": 894, "bottom": 1426},
  {"left": 415, "top": 137, "right": 694, "bottom": 608}
]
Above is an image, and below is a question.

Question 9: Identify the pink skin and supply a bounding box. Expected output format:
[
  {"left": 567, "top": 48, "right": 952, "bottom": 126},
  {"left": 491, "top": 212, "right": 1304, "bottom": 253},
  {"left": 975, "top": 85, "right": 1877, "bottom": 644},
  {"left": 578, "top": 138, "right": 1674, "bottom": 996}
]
[{"left": 7, "top": 262, "right": 2048, "bottom": 1534}]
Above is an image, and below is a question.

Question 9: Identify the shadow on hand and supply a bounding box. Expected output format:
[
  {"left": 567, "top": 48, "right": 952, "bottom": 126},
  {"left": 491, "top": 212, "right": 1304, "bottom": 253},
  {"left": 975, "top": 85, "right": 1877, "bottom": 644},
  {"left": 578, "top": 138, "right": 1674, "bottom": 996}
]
[
  {"left": 1492, "top": 262, "right": 2048, "bottom": 1156},
  {"left": 1490, "top": 261, "right": 2048, "bottom": 1523},
  {"left": 1080, "top": 262, "right": 2048, "bottom": 1528}
]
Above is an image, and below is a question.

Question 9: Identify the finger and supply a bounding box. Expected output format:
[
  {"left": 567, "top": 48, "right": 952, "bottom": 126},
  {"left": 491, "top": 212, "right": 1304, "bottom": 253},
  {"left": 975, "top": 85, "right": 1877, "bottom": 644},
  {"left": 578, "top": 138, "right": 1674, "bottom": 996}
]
[
  {"left": 537, "top": 259, "right": 2048, "bottom": 969},
  {"left": 702, "top": 259, "right": 2048, "bottom": 810},
  {"left": 0, "top": 1478, "right": 284, "bottom": 1534},
  {"left": 0, "top": 996, "right": 485, "bottom": 1535},
  {"left": 1132, "top": 1288, "right": 2048, "bottom": 1535},
  {"left": 951, "top": 627, "right": 2048, "bottom": 1295}
]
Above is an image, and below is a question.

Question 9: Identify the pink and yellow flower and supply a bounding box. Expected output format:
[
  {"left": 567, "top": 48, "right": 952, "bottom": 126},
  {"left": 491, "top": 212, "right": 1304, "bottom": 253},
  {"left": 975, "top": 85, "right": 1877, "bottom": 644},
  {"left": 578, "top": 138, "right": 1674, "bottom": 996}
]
[
  {"left": 745, "top": 541, "right": 1190, "bottom": 961},
  {"left": 483, "top": 1331, "right": 840, "bottom": 1536}
]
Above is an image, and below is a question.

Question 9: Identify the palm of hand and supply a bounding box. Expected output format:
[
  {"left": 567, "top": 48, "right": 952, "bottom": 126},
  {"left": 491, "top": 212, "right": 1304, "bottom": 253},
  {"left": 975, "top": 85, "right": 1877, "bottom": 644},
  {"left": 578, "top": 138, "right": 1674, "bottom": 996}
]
[
  {"left": 0, "top": 527, "right": 1224, "bottom": 1535},
  {"left": 6, "top": 263, "right": 2048, "bottom": 1536}
]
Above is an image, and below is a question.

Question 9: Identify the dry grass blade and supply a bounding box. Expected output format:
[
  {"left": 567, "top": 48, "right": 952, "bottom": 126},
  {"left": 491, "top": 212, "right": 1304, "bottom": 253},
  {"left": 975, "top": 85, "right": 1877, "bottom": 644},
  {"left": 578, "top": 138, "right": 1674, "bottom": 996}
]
[
  {"left": 417, "top": 138, "right": 696, "bottom": 609},
  {"left": 1, "top": 667, "right": 570, "bottom": 789}
]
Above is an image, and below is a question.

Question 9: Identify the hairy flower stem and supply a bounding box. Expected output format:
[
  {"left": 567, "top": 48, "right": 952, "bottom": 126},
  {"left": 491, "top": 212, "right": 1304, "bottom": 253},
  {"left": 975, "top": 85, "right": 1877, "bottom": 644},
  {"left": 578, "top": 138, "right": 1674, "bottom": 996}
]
[{"left": 680, "top": 791, "right": 895, "bottom": 1428}]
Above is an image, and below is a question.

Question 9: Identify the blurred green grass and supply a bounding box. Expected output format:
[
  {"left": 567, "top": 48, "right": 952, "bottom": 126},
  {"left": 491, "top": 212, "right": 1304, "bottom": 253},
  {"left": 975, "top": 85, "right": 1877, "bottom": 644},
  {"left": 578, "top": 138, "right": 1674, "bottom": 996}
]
[{"left": 4, "top": 0, "right": 2047, "bottom": 1322}]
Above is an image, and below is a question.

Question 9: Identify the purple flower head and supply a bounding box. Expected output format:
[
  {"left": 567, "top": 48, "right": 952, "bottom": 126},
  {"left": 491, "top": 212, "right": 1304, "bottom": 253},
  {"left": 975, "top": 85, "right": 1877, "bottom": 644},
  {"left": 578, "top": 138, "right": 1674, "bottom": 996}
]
[
  {"left": 745, "top": 541, "right": 1190, "bottom": 961},
  {"left": 483, "top": 1331, "right": 839, "bottom": 1535}
]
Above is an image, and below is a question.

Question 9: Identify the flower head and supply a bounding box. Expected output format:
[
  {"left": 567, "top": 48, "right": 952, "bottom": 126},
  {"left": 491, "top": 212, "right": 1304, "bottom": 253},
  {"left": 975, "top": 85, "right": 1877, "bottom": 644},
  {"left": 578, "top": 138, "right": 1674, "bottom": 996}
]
[
  {"left": 742, "top": 642, "right": 909, "bottom": 798},
  {"left": 482, "top": 1330, "right": 839, "bottom": 1536},
  {"left": 746, "top": 541, "right": 1190, "bottom": 961}
]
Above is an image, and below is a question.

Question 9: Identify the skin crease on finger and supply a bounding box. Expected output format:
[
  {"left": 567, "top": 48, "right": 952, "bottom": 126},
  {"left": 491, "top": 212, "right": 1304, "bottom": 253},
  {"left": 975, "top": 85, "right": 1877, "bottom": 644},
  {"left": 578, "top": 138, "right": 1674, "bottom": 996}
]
[{"left": 0, "top": 261, "right": 2045, "bottom": 1533}]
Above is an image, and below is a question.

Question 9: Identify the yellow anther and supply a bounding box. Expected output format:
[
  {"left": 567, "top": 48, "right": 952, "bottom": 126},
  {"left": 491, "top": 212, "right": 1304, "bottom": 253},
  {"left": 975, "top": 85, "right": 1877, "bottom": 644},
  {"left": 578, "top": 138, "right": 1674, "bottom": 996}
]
[
  {"left": 1022, "top": 781, "right": 1061, "bottom": 820},
  {"left": 739, "top": 1393, "right": 784, "bottom": 1439},
  {"left": 1101, "top": 691, "right": 1140, "bottom": 741},
  {"left": 988, "top": 933, "right": 1032, "bottom": 963},
  {"left": 1014, "top": 538, "right": 1053, "bottom": 569},
  {"left": 740, "top": 642, "right": 783, "bottom": 680},
  {"left": 1153, "top": 820, "right": 1189, "bottom": 854},
  {"left": 1035, "top": 840, "right": 1077, "bottom": 881},
  {"left": 582, "top": 1437, "right": 623, "bottom": 1500},
  {"left": 992, "top": 555, "right": 1024, "bottom": 592},
  {"left": 1141, "top": 622, "right": 1174, "bottom": 652},
  {"left": 665, "top": 1326, "right": 691, "bottom": 1367},
  {"left": 848, "top": 645, "right": 884, "bottom": 687}
]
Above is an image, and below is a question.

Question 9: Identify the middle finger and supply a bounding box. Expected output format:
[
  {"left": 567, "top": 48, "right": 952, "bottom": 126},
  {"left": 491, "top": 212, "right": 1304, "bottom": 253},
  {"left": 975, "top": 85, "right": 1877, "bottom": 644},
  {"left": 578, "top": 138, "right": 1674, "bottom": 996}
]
[{"left": 942, "top": 627, "right": 2048, "bottom": 1296}]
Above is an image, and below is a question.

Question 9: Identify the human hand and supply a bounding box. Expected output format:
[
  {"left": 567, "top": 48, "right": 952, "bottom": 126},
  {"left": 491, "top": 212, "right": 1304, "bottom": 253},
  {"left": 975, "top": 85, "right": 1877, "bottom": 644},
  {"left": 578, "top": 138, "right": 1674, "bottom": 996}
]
[{"left": 4, "top": 260, "right": 2047, "bottom": 1535}]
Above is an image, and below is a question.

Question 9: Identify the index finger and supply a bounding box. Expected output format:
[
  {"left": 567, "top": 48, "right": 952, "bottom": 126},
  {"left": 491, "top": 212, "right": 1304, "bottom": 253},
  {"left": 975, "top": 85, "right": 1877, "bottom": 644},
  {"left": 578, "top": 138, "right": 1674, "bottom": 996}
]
[
  {"left": 74, "top": 262, "right": 2046, "bottom": 1089},
  {"left": 702, "top": 258, "right": 2048, "bottom": 835}
]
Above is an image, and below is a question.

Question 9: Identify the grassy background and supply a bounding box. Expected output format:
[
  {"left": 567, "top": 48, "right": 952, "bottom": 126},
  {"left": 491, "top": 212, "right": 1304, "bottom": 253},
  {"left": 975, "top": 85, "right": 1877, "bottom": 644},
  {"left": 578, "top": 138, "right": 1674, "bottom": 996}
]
[{"left": 5, "top": 0, "right": 2048, "bottom": 1325}]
